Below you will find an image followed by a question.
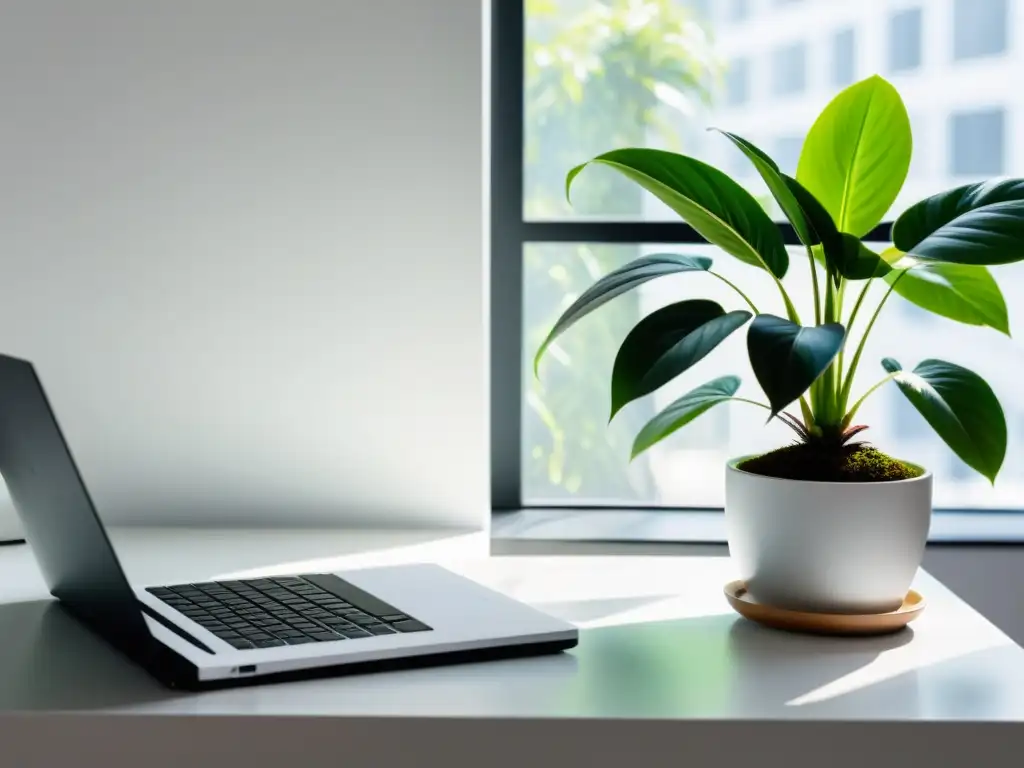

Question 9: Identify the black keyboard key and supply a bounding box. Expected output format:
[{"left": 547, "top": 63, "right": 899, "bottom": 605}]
[
  {"left": 339, "top": 627, "right": 371, "bottom": 638},
  {"left": 392, "top": 620, "right": 431, "bottom": 633},
  {"left": 304, "top": 573, "right": 406, "bottom": 619},
  {"left": 243, "top": 632, "right": 272, "bottom": 641},
  {"left": 225, "top": 637, "right": 254, "bottom": 649},
  {"left": 379, "top": 614, "right": 408, "bottom": 622},
  {"left": 148, "top": 587, "right": 175, "bottom": 597},
  {"left": 253, "top": 638, "right": 286, "bottom": 648},
  {"left": 284, "top": 635, "right": 317, "bottom": 645},
  {"left": 366, "top": 624, "right": 397, "bottom": 635},
  {"left": 320, "top": 617, "right": 353, "bottom": 626},
  {"left": 348, "top": 615, "right": 378, "bottom": 626},
  {"left": 307, "top": 631, "right": 343, "bottom": 642}
]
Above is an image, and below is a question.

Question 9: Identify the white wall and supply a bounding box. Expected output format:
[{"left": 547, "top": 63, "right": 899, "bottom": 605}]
[{"left": 0, "top": 0, "right": 486, "bottom": 529}]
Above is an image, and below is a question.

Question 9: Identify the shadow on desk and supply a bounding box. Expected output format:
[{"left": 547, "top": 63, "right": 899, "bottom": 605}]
[{"left": 0, "top": 600, "right": 178, "bottom": 711}]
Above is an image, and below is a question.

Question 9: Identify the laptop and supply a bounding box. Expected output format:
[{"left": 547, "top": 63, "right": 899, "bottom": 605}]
[{"left": 0, "top": 354, "right": 577, "bottom": 690}]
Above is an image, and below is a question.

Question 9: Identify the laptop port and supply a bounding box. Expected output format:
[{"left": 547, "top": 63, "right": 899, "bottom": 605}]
[{"left": 237, "top": 664, "right": 257, "bottom": 675}]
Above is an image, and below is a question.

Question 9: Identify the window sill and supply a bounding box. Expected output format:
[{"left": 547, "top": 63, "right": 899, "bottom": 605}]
[{"left": 492, "top": 508, "right": 1024, "bottom": 544}]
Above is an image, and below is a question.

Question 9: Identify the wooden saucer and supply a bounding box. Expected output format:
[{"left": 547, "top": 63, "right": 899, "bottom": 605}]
[{"left": 724, "top": 580, "right": 926, "bottom": 636}]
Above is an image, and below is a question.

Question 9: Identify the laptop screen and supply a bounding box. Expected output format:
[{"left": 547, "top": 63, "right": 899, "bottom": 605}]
[{"left": 0, "top": 354, "right": 151, "bottom": 645}]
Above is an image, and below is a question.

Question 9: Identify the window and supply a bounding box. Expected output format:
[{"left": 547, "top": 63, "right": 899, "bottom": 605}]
[
  {"left": 725, "top": 58, "right": 750, "bottom": 106},
  {"left": 889, "top": 8, "right": 923, "bottom": 72},
  {"left": 772, "top": 136, "right": 803, "bottom": 175},
  {"left": 832, "top": 27, "right": 856, "bottom": 86},
  {"left": 772, "top": 42, "right": 807, "bottom": 96},
  {"left": 950, "top": 109, "right": 1005, "bottom": 176},
  {"left": 497, "top": 0, "right": 1024, "bottom": 517},
  {"left": 729, "top": 0, "right": 751, "bottom": 22},
  {"left": 954, "top": 0, "right": 1007, "bottom": 60}
]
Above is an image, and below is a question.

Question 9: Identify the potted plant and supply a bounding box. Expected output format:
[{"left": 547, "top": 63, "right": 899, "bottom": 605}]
[{"left": 534, "top": 75, "right": 1023, "bottom": 615}]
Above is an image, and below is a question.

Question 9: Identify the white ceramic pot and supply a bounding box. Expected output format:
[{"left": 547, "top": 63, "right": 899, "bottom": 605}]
[{"left": 725, "top": 457, "right": 933, "bottom": 615}]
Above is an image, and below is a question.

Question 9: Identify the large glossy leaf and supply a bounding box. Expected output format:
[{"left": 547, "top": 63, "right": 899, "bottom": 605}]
[
  {"left": 783, "top": 175, "right": 841, "bottom": 246},
  {"left": 884, "top": 264, "right": 1009, "bottom": 335},
  {"left": 797, "top": 75, "right": 912, "bottom": 238},
  {"left": 533, "top": 252, "right": 712, "bottom": 375},
  {"left": 894, "top": 178, "right": 1024, "bottom": 249},
  {"left": 611, "top": 300, "right": 751, "bottom": 418},
  {"left": 747, "top": 315, "right": 846, "bottom": 415},
  {"left": 711, "top": 130, "right": 836, "bottom": 249},
  {"left": 834, "top": 234, "right": 892, "bottom": 280},
  {"left": 631, "top": 376, "right": 741, "bottom": 459},
  {"left": 890, "top": 198, "right": 1024, "bottom": 266},
  {"left": 882, "top": 358, "right": 1006, "bottom": 483},
  {"left": 567, "top": 148, "right": 789, "bottom": 277}
]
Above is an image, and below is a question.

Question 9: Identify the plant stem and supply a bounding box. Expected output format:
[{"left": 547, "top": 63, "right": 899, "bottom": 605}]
[
  {"left": 798, "top": 396, "right": 814, "bottom": 430},
  {"left": 843, "top": 372, "right": 899, "bottom": 427},
  {"left": 806, "top": 246, "right": 821, "bottom": 326},
  {"left": 844, "top": 279, "right": 875, "bottom": 341},
  {"left": 838, "top": 271, "right": 907, "bottom": 413},
  {"left": 837, "top": 278, "right": 876, "bottom": 390},
  {"left": 774, "top": 276, "right": 802, "bottom": 325},
  {"left": 710, "top": 271, "right": 760, "bottom": 314},
  {"left": 814, "top": 277, "right": 840, "bottom": 427},
  {"left": 731, "top": 397, "right": 771, "bottom": 411}
]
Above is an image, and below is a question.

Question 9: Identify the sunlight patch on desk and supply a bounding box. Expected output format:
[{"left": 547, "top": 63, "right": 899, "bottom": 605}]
[{"left": 786, "top": 630, "right": 1015, "bottom": 708}]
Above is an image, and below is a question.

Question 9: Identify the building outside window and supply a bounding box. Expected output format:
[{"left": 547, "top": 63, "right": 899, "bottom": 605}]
[
  {"left": 771, "top": 42, "right": 807, "bottom": 96},
  {"left": 832, "top": 27, "right": 856, "bottom": 86},
  {"left": 950, "top": 109, "right": 1006, "bottom": 176},
  {"left": 725, "top": 58, "right": 750, "bottom": 106},
  {"left": 889, "top": 7, "right": 923, "bottom": 72},
  {"left": 953, "top": 0, "right": 1008, "bottom": 60},
  {"left": 729, "top": 0, "right": 752, "bottom": 22}
]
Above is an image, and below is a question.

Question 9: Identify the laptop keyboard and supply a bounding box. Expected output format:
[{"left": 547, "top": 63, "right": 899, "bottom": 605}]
[{"left": 147, "top": 574, "right": 431, "bottom": 650}]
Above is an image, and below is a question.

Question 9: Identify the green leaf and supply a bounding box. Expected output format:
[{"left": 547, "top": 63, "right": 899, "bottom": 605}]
[
  {"left": 894, "top": 179, "right": 1024, "bottom": 250},
  {"left": 891, "top": 197, "right": 1024, "bottom": 266},
  {"left": 782, "top": 175, "right": 841, "bottom": 246},
  {"left": 747, "top": 315, "right": 846, "bottom": 415},
  {"left": 533, "top": 252, "right": 712, "bottom": 375},
  {"left": 567, "top": 148, "right": 789, "bottom": 277},
  {"left": 882, "top": 358, "right": 1006, "bottom": 483},
  {"left": 611, "top": 300, "right": 751, "bottom": 418},
  {"left": 834, "top": 234, "right": 892, "bottom": 280},
  {"left": 711, "top": 130, "right": 835, "bottom": 249},
  {"left": 796, "top": 75, "right": 912, "bottom": 238},
  {"left": 631, "top": 376, "right": 741, "bottom": 459},
  {"left": 885, "top": 264, "right": 1009, "bottom": 335}
]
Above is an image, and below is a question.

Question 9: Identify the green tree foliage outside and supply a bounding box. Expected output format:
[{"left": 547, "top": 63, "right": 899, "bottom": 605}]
[{"left": 523, "top": 0, "right": 720, "bottom": 501}]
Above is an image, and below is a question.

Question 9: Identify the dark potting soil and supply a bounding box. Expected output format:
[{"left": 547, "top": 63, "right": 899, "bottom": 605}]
[{"left": 737, "top": 444, "right": 924, "bottom": 483}]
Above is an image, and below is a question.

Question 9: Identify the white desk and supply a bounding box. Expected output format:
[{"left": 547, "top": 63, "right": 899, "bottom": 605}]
[{"left": 0, "top": 528, "right": 1021, "bottom": 767}]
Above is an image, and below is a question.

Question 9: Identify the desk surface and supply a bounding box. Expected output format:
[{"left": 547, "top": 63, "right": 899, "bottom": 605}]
[{"left": 0, "top": 526, "right": 1020, "bottom": 725}]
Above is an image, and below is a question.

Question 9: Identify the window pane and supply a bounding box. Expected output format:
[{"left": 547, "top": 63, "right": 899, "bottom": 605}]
[
  {"left": 524, "top": 243, "right": 1024, "bottom": 509},
  {"left": 771, "top": 42, "right": 807, "bottom": 97},
  {"left": 949, "top": 109, "right": 1005, "bottom": 176},
  {"left": 524, "top": 1, "right": 1017, "bottom": 223},
  {"left": 832, "top": 27, "right": 856, "bottom": 87},
  {"left": 953, "top": 0, "right": 1007, "bottom": 60},
  {"left": 888, "top": 7, "right": 923, "bottom": 73},
  {"left": 725, "top": 58, "right": 750, "bottom": 107}
]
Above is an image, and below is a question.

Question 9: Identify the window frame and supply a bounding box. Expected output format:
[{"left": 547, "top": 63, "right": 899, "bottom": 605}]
[{"left": 493, "top": 0, "right": 899, "bottom": 512}]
